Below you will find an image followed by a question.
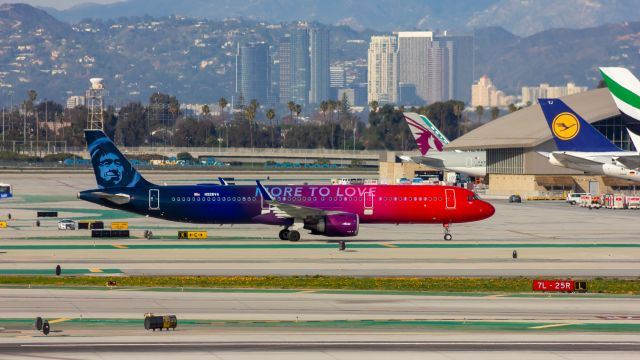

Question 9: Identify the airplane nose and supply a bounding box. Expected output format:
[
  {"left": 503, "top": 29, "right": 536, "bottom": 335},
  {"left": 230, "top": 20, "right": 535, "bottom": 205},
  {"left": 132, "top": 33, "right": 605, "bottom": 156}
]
[{"left": 482, "top": 201, "right": 495, "bottom": 218}]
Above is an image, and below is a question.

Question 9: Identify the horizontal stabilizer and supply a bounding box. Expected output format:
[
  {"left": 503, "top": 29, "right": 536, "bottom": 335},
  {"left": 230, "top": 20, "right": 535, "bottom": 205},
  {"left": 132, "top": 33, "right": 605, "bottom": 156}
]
[{"left": 89, "top": 191, "right": 131, "bottom": 205}]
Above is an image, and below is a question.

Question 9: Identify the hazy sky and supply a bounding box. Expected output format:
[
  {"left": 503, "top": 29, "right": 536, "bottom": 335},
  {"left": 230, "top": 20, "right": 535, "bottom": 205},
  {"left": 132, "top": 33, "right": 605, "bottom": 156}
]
[{"left": 14, "top": 0, "right": 123, "bottom": 10}]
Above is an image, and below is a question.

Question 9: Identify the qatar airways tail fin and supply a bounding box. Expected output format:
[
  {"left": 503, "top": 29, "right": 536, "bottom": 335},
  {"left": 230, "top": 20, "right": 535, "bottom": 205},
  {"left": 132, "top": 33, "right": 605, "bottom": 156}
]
[
  {"left": 539, "top": 98, "right": 621, "bottom": 152},
  {"left": 599, "top": 67, "right": 640, "bottom": 121},
  {"left": 403, "top": 112, "right": 449, "bottom": 156}
]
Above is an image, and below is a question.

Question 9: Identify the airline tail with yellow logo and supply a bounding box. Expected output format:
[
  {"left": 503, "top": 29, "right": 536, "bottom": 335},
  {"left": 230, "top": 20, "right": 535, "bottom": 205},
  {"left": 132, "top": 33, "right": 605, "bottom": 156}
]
[{"left": 539, "top": 98, "right": 621, "bottom": 152}]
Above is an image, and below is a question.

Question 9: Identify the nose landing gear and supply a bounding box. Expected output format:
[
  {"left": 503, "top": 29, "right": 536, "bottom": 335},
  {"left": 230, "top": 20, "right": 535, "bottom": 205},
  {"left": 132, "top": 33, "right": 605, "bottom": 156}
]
[{"left": 443, "top": 223, "right": 452, "bottom": 241}]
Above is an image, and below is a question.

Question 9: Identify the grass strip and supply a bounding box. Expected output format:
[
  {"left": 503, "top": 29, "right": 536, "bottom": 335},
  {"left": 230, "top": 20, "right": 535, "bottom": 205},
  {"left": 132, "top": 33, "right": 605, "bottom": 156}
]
[{"left": 0, "top": 276, "right": 639, "bottom": 295}]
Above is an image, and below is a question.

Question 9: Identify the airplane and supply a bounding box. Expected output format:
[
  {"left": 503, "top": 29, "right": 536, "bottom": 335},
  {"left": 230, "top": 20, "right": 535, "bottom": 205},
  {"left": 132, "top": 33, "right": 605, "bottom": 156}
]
[
  {"left": 401, "top": 112, "right": 486, "bottom": 177},
  {"left": 599, "top": 67, "right": 640, "bottom": 122},
  {"left": 78, "top": 130, "right": 495, "bottom": 241},
  {"left": 538, "top": 98, "right": 640, "bottom": 181}
]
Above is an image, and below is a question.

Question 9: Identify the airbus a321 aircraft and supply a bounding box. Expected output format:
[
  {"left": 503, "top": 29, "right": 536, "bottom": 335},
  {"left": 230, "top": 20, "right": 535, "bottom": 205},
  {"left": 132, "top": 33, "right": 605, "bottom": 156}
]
[
  {"left": 402, "top": 112, "right": 486, "bottom": 177},
  {"left": 538, "top": 98, "right": 640, "bottom": 181},
  {"left": 78, "top": 130, "right": 494, "bottom": 241}
]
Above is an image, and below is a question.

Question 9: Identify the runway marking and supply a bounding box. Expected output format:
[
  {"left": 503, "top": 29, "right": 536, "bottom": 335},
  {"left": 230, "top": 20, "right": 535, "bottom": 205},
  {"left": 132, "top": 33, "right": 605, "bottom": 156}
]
[
  {"left": 88, "top": 268, "right": 103, "bottom": 273},
  {"left": 529, "top": 323, "right": 576, "bottom": 329},
  {"left": 381, "top": 243, "right": 399, "bottom": 248},
  {"left": 483, "top": 294, "right": 507, "bottom": 299},
  {"left": 48, "top": 317, "right": 73, "bottom": 324},
  {"left": 112, "top": 245, "right": 128, "bottom": 249}
]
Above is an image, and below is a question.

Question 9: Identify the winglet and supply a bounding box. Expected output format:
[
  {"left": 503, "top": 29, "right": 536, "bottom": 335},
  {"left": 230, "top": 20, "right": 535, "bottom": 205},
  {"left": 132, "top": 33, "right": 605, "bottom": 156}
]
[
  {"left": 218, "top": 177, "right": 228, "bottom": 186},
  {"left": 628, "top": 129, "right": 640, "bottom": 153},
  {"left": 256, "top": 180, "right": 273, "bottom": 201}
]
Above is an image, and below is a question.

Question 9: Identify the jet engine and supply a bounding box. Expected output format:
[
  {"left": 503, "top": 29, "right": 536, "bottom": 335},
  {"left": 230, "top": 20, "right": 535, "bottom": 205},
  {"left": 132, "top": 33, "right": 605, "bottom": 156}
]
[{"left": 304, "top": 213, "right": 359, "bottom": 237}]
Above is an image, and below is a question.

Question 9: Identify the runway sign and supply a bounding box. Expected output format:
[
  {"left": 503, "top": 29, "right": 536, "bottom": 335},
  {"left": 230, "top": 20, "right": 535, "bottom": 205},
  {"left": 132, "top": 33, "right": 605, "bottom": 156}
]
[
  {"left": 178, "top": 231, "right": 208, "bottom": 239},
  {"left": 111, "top": 222, "right": 129, "bottom": 230},
  {"left": 533, "top": 280, "right": 587, "bottom": 292}
]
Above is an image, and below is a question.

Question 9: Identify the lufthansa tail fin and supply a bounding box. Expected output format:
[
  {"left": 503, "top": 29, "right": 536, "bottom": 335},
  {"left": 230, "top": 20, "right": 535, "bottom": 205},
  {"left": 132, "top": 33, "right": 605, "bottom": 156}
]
[
  {"left": 539, "top": 98, "right": 621, "bottom": 152},
  {"left": 403, "top": 112, "right": 449, "bottom": 156},
  {"left": 599, "top": 67, "right": 640, "bottom": 121},
  {"left": 85, "top": 130, "right": 153, "bottom": 189}
]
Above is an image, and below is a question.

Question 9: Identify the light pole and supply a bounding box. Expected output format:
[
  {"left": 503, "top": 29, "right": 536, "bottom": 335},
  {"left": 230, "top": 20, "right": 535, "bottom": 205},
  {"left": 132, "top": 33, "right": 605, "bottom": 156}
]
[
  {"left": 280, "top": 128, "right": 289, "bottom": 149},
  {"left": 217, "top": 137, "right": 223, "bottom": 154}
]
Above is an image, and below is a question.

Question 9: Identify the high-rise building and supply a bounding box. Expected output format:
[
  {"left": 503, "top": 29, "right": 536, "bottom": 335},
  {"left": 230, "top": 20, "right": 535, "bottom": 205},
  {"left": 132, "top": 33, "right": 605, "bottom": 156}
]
[
  {"left": 309, "top": 28, "right": 330, "bottom": 105},
  {"left": 330, "top": 66, "right": 346, "bottom": 89},
  {"left": 236, "top": 42, "right": 270, "bottom": 105},
  {"left": 435, "top": 34, "right": 474, "bottom": 103},
  {"left": 397, "top": 31, "right": 433, "bottom": 103},
  {"left": 425, "top": 40, "right": 449, "bottom": 104},
  {"left": 521, "top": 82, "right": 588, "bottom": 104},
  {"left": 471, "top": 75, "right": 515, "bottom": 107},
  {"left": 368, "top": 35, "right": 398, "bottom": 105},
  {"left": 279, "top": 28, "right": 311, "bottom": 106}
]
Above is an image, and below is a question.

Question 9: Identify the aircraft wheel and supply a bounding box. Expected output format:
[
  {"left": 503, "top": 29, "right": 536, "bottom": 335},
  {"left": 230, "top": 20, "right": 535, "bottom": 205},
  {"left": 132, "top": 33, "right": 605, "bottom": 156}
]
[
  {"left": 444, "top": 233, "right": 452, "bottom": 241},
  {"left": 288, "top": 230, "right": 301, "bottom": 242},
  {"left": 278, "top": 229, "right": 289, "bottom": 240}
]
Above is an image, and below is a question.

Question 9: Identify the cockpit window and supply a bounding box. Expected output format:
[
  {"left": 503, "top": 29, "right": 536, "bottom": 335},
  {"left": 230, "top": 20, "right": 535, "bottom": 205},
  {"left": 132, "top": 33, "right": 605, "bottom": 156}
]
[{"left": 468, "top": 193, "right": 480, "bottom": 201}]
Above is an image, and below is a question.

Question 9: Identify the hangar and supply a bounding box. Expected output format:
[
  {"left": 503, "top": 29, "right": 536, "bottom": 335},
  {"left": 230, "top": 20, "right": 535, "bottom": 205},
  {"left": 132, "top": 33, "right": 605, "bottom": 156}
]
[{"left": 446, "top": 88, "right": 640, "bottom": 196}]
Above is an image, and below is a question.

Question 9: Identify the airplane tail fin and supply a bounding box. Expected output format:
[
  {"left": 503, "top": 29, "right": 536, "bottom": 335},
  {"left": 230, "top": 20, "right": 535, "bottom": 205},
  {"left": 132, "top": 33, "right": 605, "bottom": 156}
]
[
  {"left": 403, "top": 112, "right": 450, "bottom": 156},
  {"left": 85, "top": 130, "right": 152, "bottom": 189},
  {"left": 538, "top": 98, "right": 621, "bottom": 152},
  {"left": 599, "top": 67, "right": 640, "bottom": 121}
]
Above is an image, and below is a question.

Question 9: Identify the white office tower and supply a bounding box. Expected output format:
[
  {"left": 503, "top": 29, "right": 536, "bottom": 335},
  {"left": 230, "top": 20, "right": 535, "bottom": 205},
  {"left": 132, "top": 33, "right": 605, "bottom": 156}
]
[
  {"left": 309, "top": 28, "right": 330, "bottom": 105},
  {"left": 86, "top": 78, "right": 106, "bottom": 130},
  {"left": 367, "top": 36, "right": 398, "bottom": 105}
]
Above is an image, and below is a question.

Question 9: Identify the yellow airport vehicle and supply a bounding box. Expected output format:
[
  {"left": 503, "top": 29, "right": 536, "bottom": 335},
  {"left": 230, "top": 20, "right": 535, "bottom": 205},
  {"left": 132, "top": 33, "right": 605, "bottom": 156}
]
[
  {"left": 111, "top": 222, "right": 129, "bottom": 230},
  {"left": 0, "top": 221, "right": 7, "bottom": 228},
  {"left": 178, "top": 231, "right": 208, "bottom": 239}
]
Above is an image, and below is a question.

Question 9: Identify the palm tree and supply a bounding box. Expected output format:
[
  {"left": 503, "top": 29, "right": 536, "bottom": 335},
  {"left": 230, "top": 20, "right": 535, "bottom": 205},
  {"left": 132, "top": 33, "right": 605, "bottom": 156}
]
[
  {"left": 266, "top": 108, "right": 276, "bottom": 148},
  {"left": 490, "top": 106, "right": 500, "bottom": 120},
  {"left": 217, "top": 97, "right": 229, "bottom": 147},
  {"left": 320, "top": 100, "right": 329, "bottom": 123},
  {"left": 201, "top": 104, "right": 210, "bottom": 119},
  {"left": 294, "top": 104, "right": 302, "bottom": 122},
  {"left": 246, "top": 99, "right": 259, "bottom": 148},
  {"left": 287, "top": 101, "right": 296, "bottom": 123},
  {"left": 475, "top": 105, "right": 484, "bottom": 123}
]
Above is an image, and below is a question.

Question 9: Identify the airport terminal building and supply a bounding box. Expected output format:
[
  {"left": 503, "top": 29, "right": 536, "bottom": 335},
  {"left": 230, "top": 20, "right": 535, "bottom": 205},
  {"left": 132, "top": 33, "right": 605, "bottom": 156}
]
[{"left": 447, "top": 88, "right": 640, "bottom": 195}]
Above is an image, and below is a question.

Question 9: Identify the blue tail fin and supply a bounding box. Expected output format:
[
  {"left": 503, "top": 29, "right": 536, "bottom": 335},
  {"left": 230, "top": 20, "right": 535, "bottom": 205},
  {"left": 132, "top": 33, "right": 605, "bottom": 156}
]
[
  {"left": 538, "top": 98, "right": 621, "bottom": 152},
  {"left": 85, "top": 130, "right": 152, "bottom": 189}
]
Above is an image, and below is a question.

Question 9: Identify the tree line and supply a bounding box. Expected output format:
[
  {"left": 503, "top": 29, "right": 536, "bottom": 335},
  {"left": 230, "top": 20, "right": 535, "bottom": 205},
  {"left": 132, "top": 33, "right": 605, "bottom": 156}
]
[{"left": 0, "top": 90, "right": 482, "bottom": 152}]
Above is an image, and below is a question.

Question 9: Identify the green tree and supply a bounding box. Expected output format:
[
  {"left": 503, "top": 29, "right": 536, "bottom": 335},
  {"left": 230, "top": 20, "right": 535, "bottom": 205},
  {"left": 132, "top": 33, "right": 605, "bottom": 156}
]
[
  {"left": 287, "top": 101, "right": 296, "bottom": 123},
  {"left": 217, "top": 97, "right": 228, "bottom": 123},
  {"left": 246, "top": 99, "right": 259, "bottom": 148},
  {"left": 490, "top": 106, "right": 500, "bottom": 120},
  {"left": 369, "top": 100, "right": 379, "bottom": 113},
  {"left": 201, "top": 104, "right": 210, "bottom": 118},
  {"left": 266, "top": 108, "right": 276, "bottom": 147},
  {"left": 508, "top": 103, "right": 519, "bottom": 113},
  {"left": 475, "top": 105, "right": 484, "bottom": 122}
]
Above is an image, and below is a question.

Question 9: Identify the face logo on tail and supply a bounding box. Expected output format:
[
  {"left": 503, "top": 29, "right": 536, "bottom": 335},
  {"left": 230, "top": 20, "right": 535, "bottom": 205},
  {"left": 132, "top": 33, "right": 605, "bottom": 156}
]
[
  {"left": 98, "top": 153, "right": 124, "bottom": 186},
  {"left": 552, "top": 112, "right": 580, "bottom": 140}
]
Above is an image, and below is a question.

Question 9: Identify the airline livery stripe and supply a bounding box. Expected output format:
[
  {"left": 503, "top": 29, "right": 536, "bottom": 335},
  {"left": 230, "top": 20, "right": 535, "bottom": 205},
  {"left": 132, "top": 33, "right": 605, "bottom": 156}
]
[{"left": 601, "top": 71, "right": 640, "bottom": 110}]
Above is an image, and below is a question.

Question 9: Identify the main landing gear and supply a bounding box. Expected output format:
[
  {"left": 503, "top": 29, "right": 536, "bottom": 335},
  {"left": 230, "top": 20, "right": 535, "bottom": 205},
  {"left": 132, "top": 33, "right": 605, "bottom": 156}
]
[
  {"left": 279, "top": 228, "right": 301, "bottom": 242},
  {"left": 443, "top": 223, "right": 452, "bottom": 241}
]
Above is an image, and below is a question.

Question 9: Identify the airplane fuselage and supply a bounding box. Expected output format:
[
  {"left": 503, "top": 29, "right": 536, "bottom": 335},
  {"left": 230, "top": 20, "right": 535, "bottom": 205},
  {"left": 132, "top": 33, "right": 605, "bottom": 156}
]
[
  {"left": 410, "top": 151, "right": 487, "bottom": 177},
  {"left": 79, "top": 184, "right": 494, "bottom": 226},
  {"left": 549, "top": 151, "right": 640, "bottom": 182}
]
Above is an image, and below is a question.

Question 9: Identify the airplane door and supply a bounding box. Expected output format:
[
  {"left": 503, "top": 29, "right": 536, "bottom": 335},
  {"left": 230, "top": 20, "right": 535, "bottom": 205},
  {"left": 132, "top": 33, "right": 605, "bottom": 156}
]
[
  {"left": 363, "top": 190, "right": 374, "bottom": 215},
  {"left": 149, "top": 189, "right": 160, "bottom": 210},
  {"left": 445, "top": 189, "right": 456, "bottom": 209}
]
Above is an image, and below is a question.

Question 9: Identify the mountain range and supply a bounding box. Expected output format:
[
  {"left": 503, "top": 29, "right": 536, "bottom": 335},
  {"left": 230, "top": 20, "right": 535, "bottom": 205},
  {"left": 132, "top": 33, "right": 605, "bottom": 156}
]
[
  {"left": 43, "top": 0, "right": 640, "bottom": 36},
  {"left": 1, "top": 3, "right": 640, "bottom": 107}
]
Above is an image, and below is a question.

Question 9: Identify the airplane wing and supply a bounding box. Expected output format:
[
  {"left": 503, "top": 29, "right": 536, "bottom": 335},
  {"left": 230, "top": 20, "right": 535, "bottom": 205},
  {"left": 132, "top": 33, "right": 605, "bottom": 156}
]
[
  {"left": 255, "top": 181, "right": 343, "bottom": 220},
  {"left": 552, "top": 152, "right": 601, "bottom": 167},
  {"left": 407, "top": 156, "right": 445, "bottom": 169},
  {"left": 614, "top": 155, "right": 640, "bottom": 169},
  {"left": 88, "top": 191, "right": 131, "bottom": 205}
]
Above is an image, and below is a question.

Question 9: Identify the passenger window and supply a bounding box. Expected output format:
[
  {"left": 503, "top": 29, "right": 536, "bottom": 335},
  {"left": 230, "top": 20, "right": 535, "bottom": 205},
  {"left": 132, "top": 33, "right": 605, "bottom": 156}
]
[
  {"left": 171, "top": 197, "right": 175, "bottom": 201},
  {"left": 409, "top": 197, "right": 412, "bottom": 201}
]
